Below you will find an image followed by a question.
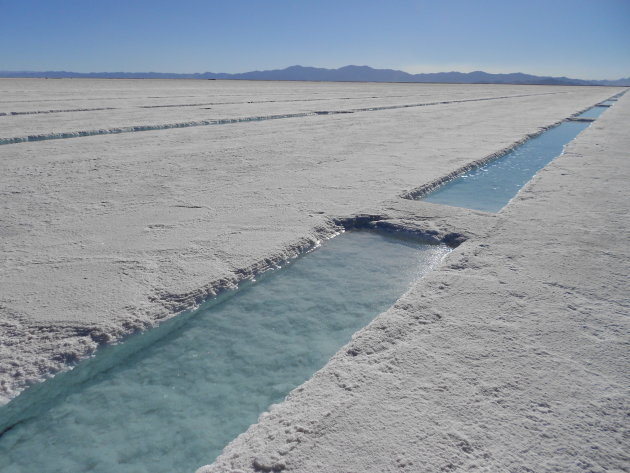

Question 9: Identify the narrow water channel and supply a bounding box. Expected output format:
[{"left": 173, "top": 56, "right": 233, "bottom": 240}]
[
  {"left": 0, "top": 230, "right": 450, "bottom": 473},
  {"left": 576, "top": 104, "right": 610, "bottom": 119},
  {"left": 418, "top": 105, "right": 607, "bottom": 212}
]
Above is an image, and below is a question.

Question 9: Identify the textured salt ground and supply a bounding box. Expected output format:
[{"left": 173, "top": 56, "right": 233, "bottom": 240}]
[
  {"left": 198, "top": 95, "right": 630, "bottom": 471},
  {"left": 0, "top": 80, "right": 598, "bottom": 141},
  {"left": 0, "top": 80, "right": 623, "bottom": 412},
  {"left": 0, "top": 91, "right": 549, "bottom": 139},
  {"left": 0, "top": 79, "right": 567, "bottom": 114}
]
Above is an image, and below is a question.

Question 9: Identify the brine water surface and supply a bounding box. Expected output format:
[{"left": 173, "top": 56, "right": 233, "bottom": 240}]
[
  {"left": 576, "top": 104, "right": 610, "bottom": 119},
  {"left": 0, "top": 230, "right": 449, "bottom": 473},
  {"left": 420, "top": 113, "right": 596, "bottom": 212}
]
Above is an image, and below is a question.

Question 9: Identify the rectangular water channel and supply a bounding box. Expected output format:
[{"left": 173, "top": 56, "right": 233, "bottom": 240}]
[
  {"left": 575, "top": 104, "right": 611, "bottom": 119},
  {"left": 0, "top": 230, "right": 450, "bottom": 473},
  {"left": 417, "top": 104, "right": 609, "bottom": 212}
]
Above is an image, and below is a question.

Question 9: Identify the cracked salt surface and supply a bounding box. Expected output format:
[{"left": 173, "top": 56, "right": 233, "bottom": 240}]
[
  {"left": 0, "top": 231, "right": 449, "bottom": 473},
  {"left": 6, "top": 81, "right": 618, "bottom": 405},
  {"left": 2, "top": 79, "right": 627, "bottom": 472}
]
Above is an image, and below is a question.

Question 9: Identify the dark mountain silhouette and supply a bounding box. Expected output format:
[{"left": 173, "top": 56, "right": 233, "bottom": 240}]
[{"left": 1, "top": 65, "right": 628, "bottom": 86}]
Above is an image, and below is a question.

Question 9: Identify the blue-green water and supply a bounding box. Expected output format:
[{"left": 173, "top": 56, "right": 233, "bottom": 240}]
[
  {"left": 576, "top": 105, "right": 609, "bottom": 119},
  {"left": 419, "top": 119, "right": 591, "bottom": 212},
  {"left": 0, "top": 231, "right": 449, "bottom": 473}
]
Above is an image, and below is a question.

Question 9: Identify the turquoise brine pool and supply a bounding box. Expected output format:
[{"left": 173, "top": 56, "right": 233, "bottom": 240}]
[
  {"left": 576, "top": 105, "right": 609, "bottom": 119},
  {"left": 419, "top": 118, "right": 593, "bottom": 212},
  {"left": 0, "top": 230, "right": 449, "bottom": 473}
]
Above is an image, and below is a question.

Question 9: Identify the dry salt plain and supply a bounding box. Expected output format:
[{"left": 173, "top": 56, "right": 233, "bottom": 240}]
[{"left": 0, "top": 79, "right": 629, "bottom": 472}]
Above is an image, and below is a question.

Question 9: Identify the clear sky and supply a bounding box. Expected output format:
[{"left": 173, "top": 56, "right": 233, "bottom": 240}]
[{"left": 1, "top": 0, "right": 629, "bottom": 80}]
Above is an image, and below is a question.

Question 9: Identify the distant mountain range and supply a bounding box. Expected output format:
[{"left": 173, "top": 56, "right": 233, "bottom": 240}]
[{"left": 1, "top": 65, "right": 629, "bottom": 86}]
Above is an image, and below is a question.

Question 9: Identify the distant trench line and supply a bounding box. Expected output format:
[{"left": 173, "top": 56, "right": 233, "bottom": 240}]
[
  {"left": 0, "top": 93, "right": 422, "bottom": 115},
  {"left": 0, "top": 107, "right": 116, "bottom": 117},
  {"left": 0, "top": 92, "right": 560, "bottom": 146}
]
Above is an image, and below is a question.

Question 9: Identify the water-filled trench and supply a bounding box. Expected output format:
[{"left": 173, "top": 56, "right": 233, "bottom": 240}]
[
  {"left": 575, "top": 103, "right": 611, "bottom": 119},
  {"left": 0, "top": 231, "right": 450, "bottom": 473},
  {"left": 417, "top": 103, "right": 614, "bottom": 212}
]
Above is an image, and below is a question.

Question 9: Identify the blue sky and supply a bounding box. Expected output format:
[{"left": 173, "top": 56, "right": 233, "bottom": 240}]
[{"left": 1, "top": 0, "right": 629, "bottom": 79}]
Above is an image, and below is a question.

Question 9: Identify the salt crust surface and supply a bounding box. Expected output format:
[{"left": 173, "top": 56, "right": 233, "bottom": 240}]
[
  {"left": 198, "top": 94, "right": 630, "bottom": 471},
  {"left": 0, "top": 80, "right": 626, "bottom": 467}
]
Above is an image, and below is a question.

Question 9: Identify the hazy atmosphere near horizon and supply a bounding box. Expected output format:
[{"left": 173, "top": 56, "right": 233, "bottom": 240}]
[{"left": 1, "top": 0, "right": 629, "bottom": 79}]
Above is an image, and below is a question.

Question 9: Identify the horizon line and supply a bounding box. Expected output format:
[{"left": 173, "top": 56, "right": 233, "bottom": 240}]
[{"left": 1, "top": 65, "right": 628, "bottom": 83}]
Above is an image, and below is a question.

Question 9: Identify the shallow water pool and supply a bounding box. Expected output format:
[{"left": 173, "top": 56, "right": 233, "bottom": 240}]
[
  {"left": 418, "top": 118, "right": 592, "bottom": 212},
  {"left": 576, "top": 105, "right": 609, "bottom": 119},
  {"left": 0, "top": 230, "right": 449, "bottom": 473}
]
